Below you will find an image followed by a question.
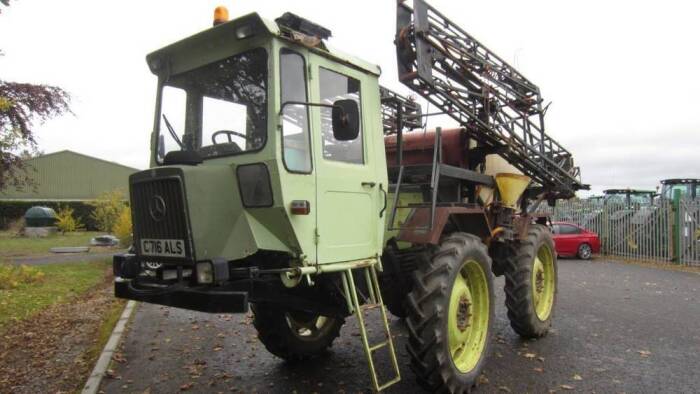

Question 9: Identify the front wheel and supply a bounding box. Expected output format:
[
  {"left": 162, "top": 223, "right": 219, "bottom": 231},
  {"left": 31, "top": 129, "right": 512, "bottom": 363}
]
[
  {"left": 251, "top": 305, "right": 344, "bottom": 362},
  {"left": 405, "top": 233, "right": 494, "bottom": 393},
  {"left": 503, "top": 224, "right": 558, "bottom": 338}
]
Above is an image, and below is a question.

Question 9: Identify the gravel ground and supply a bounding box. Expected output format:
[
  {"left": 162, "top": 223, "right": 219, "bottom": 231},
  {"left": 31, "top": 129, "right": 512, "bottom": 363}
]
[{"left": 101, "top": 259, "right": 700, "bottom": 393}]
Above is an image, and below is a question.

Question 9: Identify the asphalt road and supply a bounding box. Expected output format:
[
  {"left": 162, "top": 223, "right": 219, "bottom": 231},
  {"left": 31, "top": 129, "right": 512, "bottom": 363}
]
[{"left": 101, "top": 259, "right": 700, "bottom": 393}]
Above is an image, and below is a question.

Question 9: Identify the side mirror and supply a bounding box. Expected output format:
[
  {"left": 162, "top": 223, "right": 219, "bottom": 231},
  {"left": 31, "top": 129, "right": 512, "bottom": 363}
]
[{"left": 332, "top": 99, "right": 360, "bottom": 141}]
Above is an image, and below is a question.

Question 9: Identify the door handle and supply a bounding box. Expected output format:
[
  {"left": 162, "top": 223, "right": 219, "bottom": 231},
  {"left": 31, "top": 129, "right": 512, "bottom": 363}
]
[
  {"left": 379, "top": 183, "right": 387, "bottom": 218},
  {"left": 361, "top": 182, "right": 377, "bottom": 188}
]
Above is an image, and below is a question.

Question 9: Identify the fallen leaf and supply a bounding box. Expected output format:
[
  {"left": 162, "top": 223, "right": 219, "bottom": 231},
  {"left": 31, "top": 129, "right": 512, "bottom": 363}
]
[
  {"left": 180, "top": 382, "right": 194, "bottom": 391},
  {"left": 524, "top": 353, "right": 536, "bottom": 359},
  {"left": 498, "top": 386, "right": 512, "bottom": 393},
  {"left": 573, "top": 374, "right": 583, "bottom": 381},
  {"left": 560, "top": 384, "right": 575, "bottom": 390},
  {"left": 533, "top": 367, "right": 544, "bottom": 373},
  {"left": 638, "top": 350, "right": 651, "bottom": 358}
]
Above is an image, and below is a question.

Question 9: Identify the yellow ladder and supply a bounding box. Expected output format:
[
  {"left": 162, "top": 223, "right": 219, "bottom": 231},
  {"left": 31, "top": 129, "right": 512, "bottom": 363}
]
[{"left": 341, "top": 264, "right": 401, "bottom": 392}]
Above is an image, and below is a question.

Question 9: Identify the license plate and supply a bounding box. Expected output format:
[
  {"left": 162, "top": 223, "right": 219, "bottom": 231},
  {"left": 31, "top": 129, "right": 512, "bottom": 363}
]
[{"left": 141, "top": 239, "right": 186, "bottom": 258}]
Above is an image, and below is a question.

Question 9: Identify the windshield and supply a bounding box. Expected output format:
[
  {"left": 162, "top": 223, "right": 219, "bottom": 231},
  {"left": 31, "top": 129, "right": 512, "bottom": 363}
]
[
  {"left": 662, "top": 184, "right": 689, "bottom": 200},
  {"left": 629, "top": 193, "right": 651, "bottom": 204},
  {"left": 157, "top": 48, "right": 268, "bottom": 162},
  {"left": 605, "top": 192, "right": 652, "bottom": 205}
]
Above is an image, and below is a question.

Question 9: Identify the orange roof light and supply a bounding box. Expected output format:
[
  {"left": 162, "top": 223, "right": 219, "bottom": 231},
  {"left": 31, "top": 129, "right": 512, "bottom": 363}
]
[{"left": 213, "top": 6, "right": 229, "bottom": 26}]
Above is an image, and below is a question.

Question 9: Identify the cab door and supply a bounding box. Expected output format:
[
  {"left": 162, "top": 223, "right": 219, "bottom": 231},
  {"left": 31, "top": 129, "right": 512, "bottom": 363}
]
[{"left": 309, "top": 56, "right": 379, "bottom": 264}]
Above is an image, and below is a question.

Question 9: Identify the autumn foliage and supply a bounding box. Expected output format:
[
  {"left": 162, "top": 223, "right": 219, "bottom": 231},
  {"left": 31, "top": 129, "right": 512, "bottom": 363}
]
[{"left": 0, "top": 81, "right": 71, "bottom": 190}]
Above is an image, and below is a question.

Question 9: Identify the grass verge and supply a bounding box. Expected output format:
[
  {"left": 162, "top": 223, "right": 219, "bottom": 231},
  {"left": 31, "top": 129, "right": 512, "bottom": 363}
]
[
  {"left": 0, "top": 260, "right": 109, "bottom": 330},
  {"left": 0, "top": 231, "right": 103, "bottom": 257}
]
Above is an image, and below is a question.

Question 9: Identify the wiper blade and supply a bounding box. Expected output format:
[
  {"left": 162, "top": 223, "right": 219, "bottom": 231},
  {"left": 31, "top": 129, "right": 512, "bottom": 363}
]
[{"left": 162, "top": 114, "right": 184, "bottom": 149}]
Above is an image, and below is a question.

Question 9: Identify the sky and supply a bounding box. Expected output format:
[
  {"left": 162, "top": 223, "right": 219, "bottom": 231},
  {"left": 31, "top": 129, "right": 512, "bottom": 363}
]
[{"left": 1, "top": 0, "right": 699, "bottom": 197}]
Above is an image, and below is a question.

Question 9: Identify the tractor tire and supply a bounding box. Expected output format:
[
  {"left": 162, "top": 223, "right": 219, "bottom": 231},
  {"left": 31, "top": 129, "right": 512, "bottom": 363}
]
[
  {"left": 251, "top": 304, "right": 344, "bottom": 363},
  {"left": 379, "top": 246, "right": 423, "bottom": 318},
  {"left": 503, "top": 224, "right": 558, "bottom": 338},
  {"left": 405, "top": 233, "right": 494, "bottom": 393}
]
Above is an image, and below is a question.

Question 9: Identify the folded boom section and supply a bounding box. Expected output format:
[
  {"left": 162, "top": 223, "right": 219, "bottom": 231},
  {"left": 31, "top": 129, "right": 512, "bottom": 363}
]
[{"left": 396, "top": 0, "right": 586, "bottom": 197}]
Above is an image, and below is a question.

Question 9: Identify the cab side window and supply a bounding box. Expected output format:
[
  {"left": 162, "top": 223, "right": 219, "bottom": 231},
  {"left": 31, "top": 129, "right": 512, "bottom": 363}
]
[
  {"left": 280, "top": 49, "right": 312, "bottom": 173},
  {"left": 319, "top": 68, "right": 363, "bottom": 164}
]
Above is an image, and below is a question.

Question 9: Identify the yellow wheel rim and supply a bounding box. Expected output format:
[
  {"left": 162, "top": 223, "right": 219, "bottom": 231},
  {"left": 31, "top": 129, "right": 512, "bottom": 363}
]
[
  {"left": 448, "top": 260, "right": 490, "bottom": 373},
  {"left": 531, "top": 244, "right": 555, "bottom": 321}
]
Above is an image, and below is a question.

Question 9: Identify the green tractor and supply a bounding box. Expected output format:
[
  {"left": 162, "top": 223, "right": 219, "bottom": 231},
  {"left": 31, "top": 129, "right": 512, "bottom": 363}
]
[{"left": 113, "top": 1, "right": 586, "bottom": 392}]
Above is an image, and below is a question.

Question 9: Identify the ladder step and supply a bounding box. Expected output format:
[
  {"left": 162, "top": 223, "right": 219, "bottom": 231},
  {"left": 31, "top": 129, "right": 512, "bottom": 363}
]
[
  {"left": 378, "top": 377, "right": 402, "bottom": 392},
  {"left": 369, "top": 341, "right": 389, "bottom": 352},
  {"left": 342, "top": 265, "right": 401, "bottom": 392}
]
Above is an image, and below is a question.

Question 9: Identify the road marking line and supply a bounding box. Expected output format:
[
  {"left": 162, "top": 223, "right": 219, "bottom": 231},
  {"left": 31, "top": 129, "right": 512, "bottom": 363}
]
[{"left": 82, "top": 300, "right": 137, "bottom": 394}]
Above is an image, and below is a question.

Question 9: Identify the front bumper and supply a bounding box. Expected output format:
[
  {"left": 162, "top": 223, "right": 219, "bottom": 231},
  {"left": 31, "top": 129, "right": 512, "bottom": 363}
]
[
  {"left": 113, "top": 253, "right": 248, "bottom": 313},
  {"left": 114, "top": 279, "right": 248, "bottom": 313}
]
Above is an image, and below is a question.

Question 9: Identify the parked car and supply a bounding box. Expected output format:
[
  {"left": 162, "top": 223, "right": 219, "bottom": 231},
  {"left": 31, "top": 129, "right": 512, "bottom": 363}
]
[{"left": 550, "top": 222, "right": 601, "bottom": 260}]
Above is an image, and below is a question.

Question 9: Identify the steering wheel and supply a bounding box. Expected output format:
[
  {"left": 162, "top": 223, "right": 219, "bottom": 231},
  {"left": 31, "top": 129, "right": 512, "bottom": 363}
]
[{"left": 211, "top": 130, "right": 252, "bottom": 145}]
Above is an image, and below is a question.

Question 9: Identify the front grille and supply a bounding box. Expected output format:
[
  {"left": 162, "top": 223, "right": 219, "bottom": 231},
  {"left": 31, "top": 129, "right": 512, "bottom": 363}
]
[{"left": 131, "top": 175, "right": 192, "bottom": 262}]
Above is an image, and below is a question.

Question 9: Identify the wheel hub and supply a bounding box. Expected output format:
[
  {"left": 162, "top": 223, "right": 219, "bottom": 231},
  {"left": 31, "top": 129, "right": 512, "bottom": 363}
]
[
  {"left": 447, "top": 260, "right": 490, "bottom": 373},
  {"left": 534, "top": 260, "right": 545, "bottom": 297},
  {"left": 531, "top": 245, "right": 555, "bottom": 321},
  {"left": 456, "top": 295, "right": 472, "bottom": 332}
]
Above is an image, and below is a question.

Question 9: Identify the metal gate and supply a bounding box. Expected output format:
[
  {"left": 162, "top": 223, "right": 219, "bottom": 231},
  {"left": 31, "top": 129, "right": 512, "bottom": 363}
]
[
  {"left": 540, "top": 198, "right": 699, "bottom": 266},
  {"left": 679, "top": 199, "right": 700, "bottom": 266}
]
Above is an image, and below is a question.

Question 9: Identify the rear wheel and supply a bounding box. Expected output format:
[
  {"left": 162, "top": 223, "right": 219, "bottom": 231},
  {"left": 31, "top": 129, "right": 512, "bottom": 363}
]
[
  {"left": 503, "top": 224, "right": 557, "bottom": 338},
  {"left": 577, "top": 243, "right": 592, "bottom": 260},
  {"left": 405, "top": 233, "right": 494, "bottom": 393},
  {"left": 251, "top": 305, "right": 344, "bottom": 362}
]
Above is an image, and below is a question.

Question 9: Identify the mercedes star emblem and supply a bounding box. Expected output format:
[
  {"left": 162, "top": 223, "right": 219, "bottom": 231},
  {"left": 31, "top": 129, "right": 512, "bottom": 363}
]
[{"left": 149, "top": 195, "right": 167, "bottom": 222}]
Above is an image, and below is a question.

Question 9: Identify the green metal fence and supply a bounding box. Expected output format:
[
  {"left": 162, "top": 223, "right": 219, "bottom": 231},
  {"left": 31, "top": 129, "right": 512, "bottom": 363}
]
[{"left": 540, "top": 198, "right": 700, "bottom": 266}]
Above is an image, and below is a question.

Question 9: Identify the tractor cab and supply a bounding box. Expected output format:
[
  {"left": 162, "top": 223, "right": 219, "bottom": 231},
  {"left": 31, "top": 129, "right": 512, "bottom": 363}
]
[
  {"left": 603, "top": 189, "right": 656, "bottom": 208},
  {"left": 660, "top": 179, "right": 700, "bottom": 200},
  {"left": 139, "top": 11, "right": 386, "bottom": 266}
]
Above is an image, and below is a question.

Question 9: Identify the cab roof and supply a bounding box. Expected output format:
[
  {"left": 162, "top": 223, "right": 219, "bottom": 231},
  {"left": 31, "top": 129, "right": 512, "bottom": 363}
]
[
  {"left": 603, "top": 189, "right": 656, "bottom": 195},
  {"left": 146, "top": 12, "right": 381, "bottom": 77},
  {"left": 661, "top": 178, "right": 700, "bottom": 185}
]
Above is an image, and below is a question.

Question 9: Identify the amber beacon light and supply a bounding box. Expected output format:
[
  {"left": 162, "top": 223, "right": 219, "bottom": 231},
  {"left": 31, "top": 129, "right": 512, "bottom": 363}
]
[{"left": 213, "top": 6, "right": 230, "bottom": 26}]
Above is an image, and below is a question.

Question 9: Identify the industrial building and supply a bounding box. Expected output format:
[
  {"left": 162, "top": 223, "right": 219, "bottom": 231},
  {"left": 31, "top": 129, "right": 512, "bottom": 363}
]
[{"left": 0, "top": 150, "right": 138, "bottom": 201}]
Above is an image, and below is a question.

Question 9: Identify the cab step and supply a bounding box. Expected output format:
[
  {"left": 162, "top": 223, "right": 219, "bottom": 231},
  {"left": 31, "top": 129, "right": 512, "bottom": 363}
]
[{"left": 341, "top": 265, "right": 401, "bottom": 392}]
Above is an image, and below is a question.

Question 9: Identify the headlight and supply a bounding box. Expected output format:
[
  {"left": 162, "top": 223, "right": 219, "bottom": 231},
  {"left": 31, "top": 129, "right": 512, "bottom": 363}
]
[{"left": 196, "top": 262, "right": 214, "bottom": 284}]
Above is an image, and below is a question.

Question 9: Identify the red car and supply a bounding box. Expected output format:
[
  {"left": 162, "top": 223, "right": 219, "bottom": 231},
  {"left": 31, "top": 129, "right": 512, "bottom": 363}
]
[{"left": 550, "top": 222, "right": 601, "bottom": 260}]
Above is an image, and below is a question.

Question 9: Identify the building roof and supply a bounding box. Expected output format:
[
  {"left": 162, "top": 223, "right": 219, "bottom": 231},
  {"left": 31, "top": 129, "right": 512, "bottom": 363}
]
[
  {"left": 29, "top": 150, "right": 139, "bottom": 173},
  {"left": 0, "top": 150, "right": 139, "bottom": 201}
]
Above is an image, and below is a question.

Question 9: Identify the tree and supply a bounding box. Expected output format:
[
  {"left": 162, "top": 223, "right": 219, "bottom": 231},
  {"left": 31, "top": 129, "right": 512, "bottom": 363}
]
[
  {"left": 0, "top": 1, "right": 72, "bottom": 191},
  {"left": 89, "top": 190, "right": 127, "bottom": 233}
]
